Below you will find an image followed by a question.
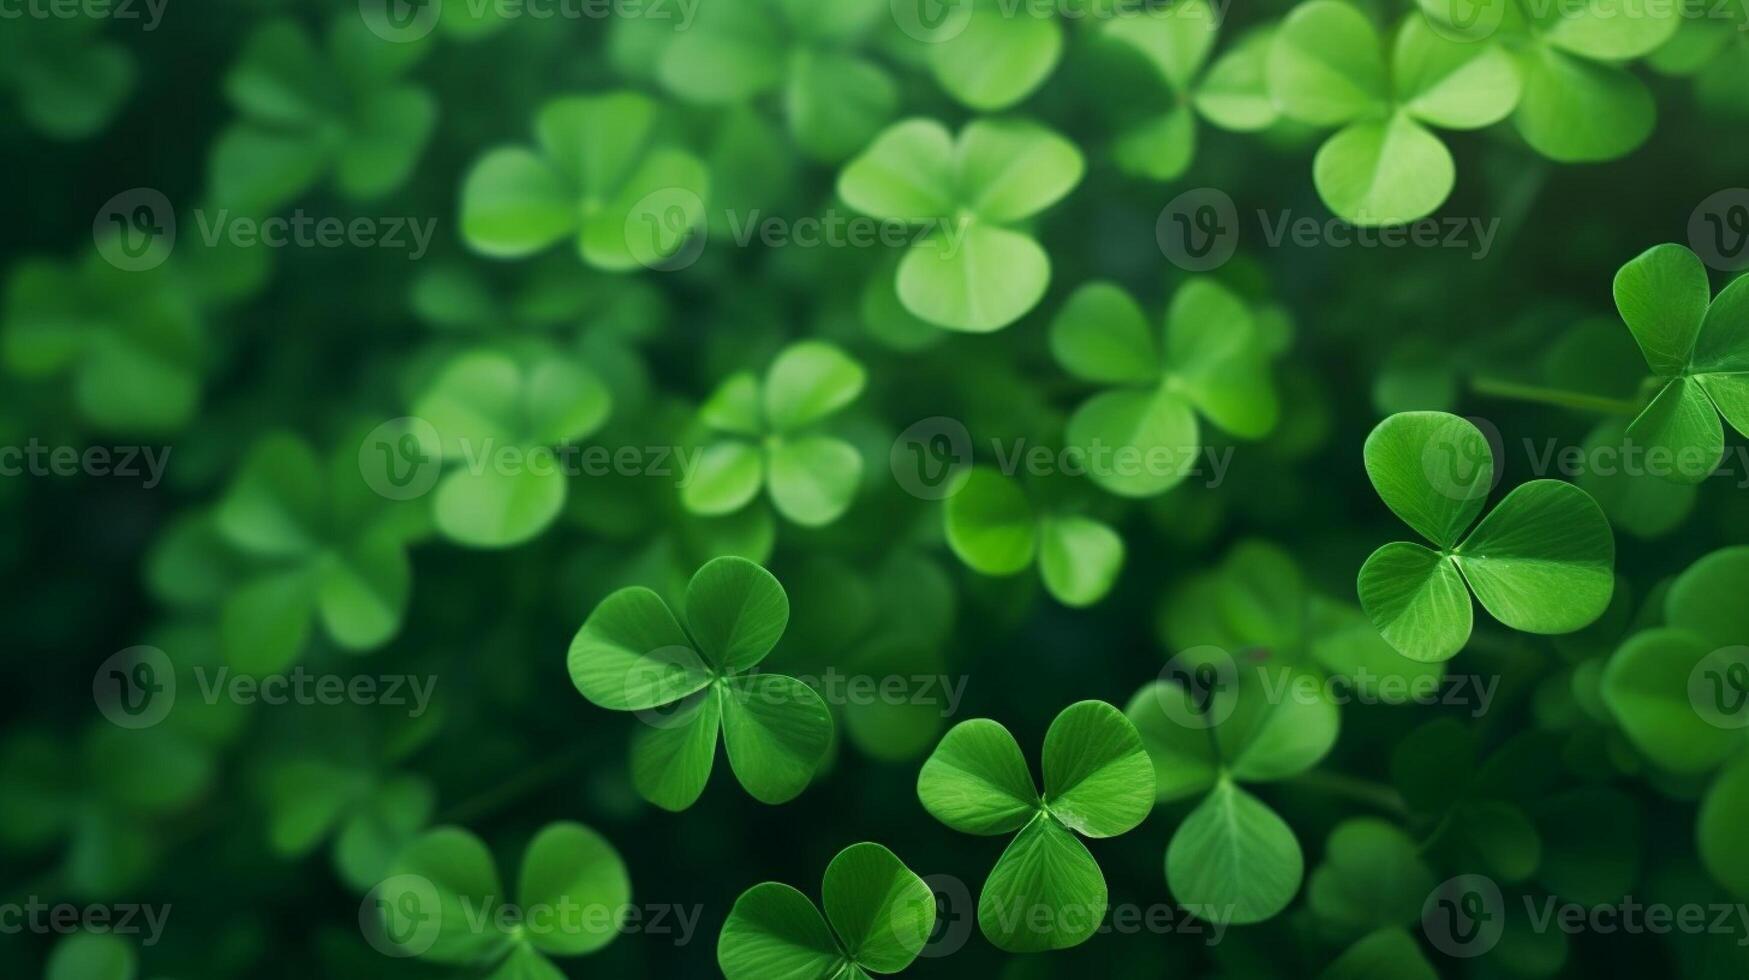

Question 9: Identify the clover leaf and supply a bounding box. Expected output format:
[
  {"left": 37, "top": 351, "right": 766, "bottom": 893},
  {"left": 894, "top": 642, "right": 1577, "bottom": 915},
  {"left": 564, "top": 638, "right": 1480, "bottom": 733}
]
[
  {"left": 1050, "top": 278, "right": 1281, "bottom": 497},
  {"left": 1357, "top": 411, "right": 1615, "bottom": 662},
  {"left": 378, "top": 822, "right": 630, "bottom": 972},
  {"left": 260, "top": 759, "right": 434, "bottom": 892},
  {"left": 718, "top": 842, "right": 936, "bottom": 979},
  {"left": 1650, "top": 5, "right": 1749, "bottom": 119},
  {"left": 410, "top": 344, "right": 613, "bottom": 548},
  {"left": 943, "top": 467, "right": 1126, "bottom": 607},
  {"left": 1101, "top": 0, "right": 1279, "bottom": 181},
  {"left": 1612, "top": 244, "right": 1749, "bottom": 484},
  {"left": 1267, "top": 3, "right": 1520, "bottom": 223},
  {"left": 1321, "top": 928, "right": 1439, "bottom": 980},
  {"left": 917, "top": 700, "right": 1153, "bottom": 952},
  {"left": 568, "top": 557, "right": 833, "bottom": 810},
  {"left": 0, "top": 17, "right": 134, "bottom": 140},
  {"left": 46, "top": 934, "right": 138, "bottom": 980},
  {"left": 460, "top": 91, "right": 709, "bottom": 271},
  {"left": 216, "top": 432, "right": 417, "bottom": 673},
  {"left": 683, "top": 341, "right": 866, "bottom": 527},
  {"left": 838, "top": 118, "right": 1084, "bottom": 332},
  {"left": 1306, "top": 818, "right": 1435, "bottom": 942},
  {"left": 209, "top": 17, "right": 436, "bottom": 216},
  {"left": 898, "top": 0, "right": 1064, "bottom": 111}
]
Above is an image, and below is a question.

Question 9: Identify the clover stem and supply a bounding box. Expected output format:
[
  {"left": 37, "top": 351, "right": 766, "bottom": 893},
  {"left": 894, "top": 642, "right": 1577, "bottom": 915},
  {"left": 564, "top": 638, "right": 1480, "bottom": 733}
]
[
  {"left": 1284, "top": 770, "right": 1408, "bottom": 817},
  {"left": 1468, "top": 377, "right": 1639, "bottom": 416}
]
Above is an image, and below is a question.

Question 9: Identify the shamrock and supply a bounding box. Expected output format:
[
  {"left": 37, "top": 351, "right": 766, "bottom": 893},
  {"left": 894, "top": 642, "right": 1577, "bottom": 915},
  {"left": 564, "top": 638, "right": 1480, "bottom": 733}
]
[
  {"left": 943, "top": 467, "right": 1126, "bottom": 608},
  {"left": 1417, "top": 0, "right": 1677, "bottom": 162},
  {"left": 1100, "top": 0, "right": 1280, "bottom": 181},
  {"left": 259, "top": 759, "right": 434, "bottom": 892},
  {"left": 1050, "top": 278, "right": 1281, "bottom": 498},
  {"left": 1266, "top": 2, "right": 1521, "bottom": 224},
  {"left": 567, "top": 557, "right": 833, "bottom": 811},
  {"left": 897, "top": 0, "right": 1064, "bottom": 111},
  {"left": 648, "top": 0, "right": 897, "bottom": 162},
  {"left": 208, "top": 17, "right": 436, "bottom": 216},
  {"left": 0, "top": 17, "right": 134, "bottom": 140},
  {"left": 717, "top": 842, "right": 936, "bottom": 979},
  {"left": 214, "top": 432, "right": 420, "bottom": 673},
  {"left": 409, "top": 344, "right": 613, "bottom": 548},
  {"left": 1125, "top": 654, "right": 1338, "bottom": 924},
  {"left": 683, "top": 341, "right": 867, "bottom": 527},
  {"left": 1612, "top": 243, "right": 1749, "bottom": 484},
  {"left": 917, "top": 700, "right": 1154, "bottom": 951},
  {"left": 1357, "top": 412, "right": 1616, "bottom": 663},
  {"left": 838, "top": 117, "right": 1084, "bottom": 332},
  {"left": 459, "top": 91, "right": 709, "bottom": 272},
  {"left": 1650, "top": 4, "right": 1749, "bottom": 119},
  {"left": 375, "top": 822, "right": 630, "bottom": 975}
]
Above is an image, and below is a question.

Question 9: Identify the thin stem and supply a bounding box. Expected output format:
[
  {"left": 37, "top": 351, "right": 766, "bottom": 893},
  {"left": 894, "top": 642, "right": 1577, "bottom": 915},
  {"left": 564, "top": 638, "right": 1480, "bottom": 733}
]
[
  {"left": 1469, "top": 377, "right": 1638, "bottom": 416},
  {"left": 1285, "top": 770, "right": 1409, "bottom": 818}
]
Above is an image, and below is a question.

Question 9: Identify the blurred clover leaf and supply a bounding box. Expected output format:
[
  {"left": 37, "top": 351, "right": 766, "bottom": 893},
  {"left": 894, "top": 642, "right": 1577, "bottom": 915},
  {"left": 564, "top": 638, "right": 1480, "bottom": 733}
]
[
  {"left": 260, "top": 760, "right": 434, "bottom": 892},
  {"left": 460, "top": 91, "right": 709, "bottom": 271},
  {"left": 943, "top": 467, "right": 1125, "bottom": 607},
  {"left": 1320, "top": 928, "right": 1438, "bottom": 980},
  {"left": 209, "top": 17, "right": 436, "bottom": 215},
  {"left": 684, "top": 341, "right": 867, "bottom": 527},
  {"left": 717, "top": 842, "right": 936, "bottom": 979},
  {"left": 379, "top": 822, "right": 630, "bottom": 971},
  {"left": 1267, "top": 3, "right": 1521, "bottom": 224},
  {"left": 1418, "top": 0, "right": 1676, "bottom": 161},
  {"left": 1613, "top": 243, "right": 1749, "bottom": 484},
  {"left": 46, "top": 934, "right": 138, "bottom": 980},
  {"left": 1306, "top": 818, "right": 1435, "bottom": 943},
  {"left": 1649, "top": 4, "right": 1749, "bottom": 118},
  {"left": 901, "top": 0, "right": 1064, "bottom": 111},
  {"left": 917, "top": 700, "right": 1154, "bottom": 952},
  {"left": 1357, "top": 411, "right": 1615, "bottom": 662},
  {"left": 838, "top": 118, "right": 1084, "bottom": 332},
  {"left": 0, "top": 17, "right": 134, "bottom": 140},
  {"left": 411, "top": 344, "right": 613, "bottom": 548},
  {"left": 1050, "top": 278, "right": 1281, "bottom": 497},
  {"left": 1126, "top": 656, "right": 1337, "bottom": 925},
  {"left": 215, "top": 432, "right": 418, "bottom": 672},
  {"left": 567, "top": 557, "right": 833, "bottom": 810},
  {"left": 1101, "top": 0, "right": 1279, "bottom": 181}
]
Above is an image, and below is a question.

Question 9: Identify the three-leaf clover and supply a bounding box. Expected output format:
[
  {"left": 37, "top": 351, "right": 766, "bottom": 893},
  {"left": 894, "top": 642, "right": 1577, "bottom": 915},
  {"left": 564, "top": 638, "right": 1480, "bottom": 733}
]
[
  {"left": 1101, "top": 0, "right": 1280, "bottom": 181},
  {"left": 943, "top": 467, "right": 1126, "bottom": 607},
  {"left": 917, "top": 700, "right": 1154, "bottom": 951},
  {"left": 838, "top": 117, "right": 1084, "bottom": 332},
  {"left": 0, "top": 17, "right": 134, "bottom": 140},
  {"left": 209, "top": 17, "right": 436, "bottom": 216},
  {"left": 1357, "top": 411, "right": 1616, "bottom": 662},
  {"left": 376, "top": 822, "right": 630, "bottom": 975},
  {"left": 1612, "top": 243, "right": 1749, "bottom": 484},
  {"left": 1051, "top": 278, "right": 1281, "bottom": 497},
  {"left": 718, "top": 842, "right": 936, "bottom": 979},
  {"left": 459, "top": 91, "right": 709, "bottom": 271},
  {"left": 409, "top": 344, "right": 613, "bottom": 548},
  {"left": 1267, "top": 2, "right": 1521, "bottom": 224},
  {"left": 567, "top": 557, "right": 833, "bottom": 811},
  {"left": 684, "top": 341, "right": 867, "bottom": 527}
]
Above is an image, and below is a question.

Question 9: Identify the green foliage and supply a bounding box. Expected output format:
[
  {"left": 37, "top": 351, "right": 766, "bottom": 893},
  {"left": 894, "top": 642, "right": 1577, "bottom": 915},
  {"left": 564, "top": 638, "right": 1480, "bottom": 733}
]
[{"left": 943, "top": 467, "right": 1125, "bottom": 607}]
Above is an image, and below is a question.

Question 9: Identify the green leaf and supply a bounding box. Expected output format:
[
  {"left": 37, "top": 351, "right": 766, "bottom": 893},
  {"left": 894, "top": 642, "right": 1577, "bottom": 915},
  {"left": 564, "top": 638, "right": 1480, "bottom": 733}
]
[
  {"left": 978, "top": 814, "right": 1106, "bottom": 952},
  {"left": 957, "top": 118, "right": 1086, "bottom": 224},
  {"left": 337, "top": 86, "right": 437, "bottom": 200},
  {"left": 630, "top": 689, "right": 722, "bottom": 812},
  {"left": 1699, "top": 755, "right": 1749, "bottom": 899},
  {"left": 1320, "top": 929, "right": 1438, "bottom": 980},
  {"left": 1514, "top": 46, "right": 1653, "bottom": 162},
  {"left": 263, "top": 759, "right": 367, "bottom": 855},
  {"left": 567, "top": 586, "right": 711, "bottom": 711},
  {"left": 316, "top": 536, "right": 411, "bottom": 650},
  {"left": 767, "top": 436, "right": 863, "bottom": 526},
  {"left": 1307, "top": 819, "right": 1435, "bottom": 936},
  {"left": 762, "top": 342, "right": 866, "bottom": 432},
  {"left": 1196, "top": 29, "right": 1281, "bottom": 131},
  {"left": 1392, "top": 17, "right": 1522, "bottom": 129},
  {"left": 432, "top": 465, "right": 568, "bottom": 548},
  {"left": 929, "top": 7, "right": 1063, "bottom": 111},
  {"left": 217, "top": 434, "right": 324, "bottom": 558},
  {"left": 1667, "top": 546, "right": 1749, "bottom": 647},
  {"left": 1112, "top": 105, "right": 1197, "bottom": 182},
  {"left": 1037, "top": 515, "right": 1125, "bottom": 608},
  {"left": 701, "top": 372, "right": 764, "bottom": 436},
  {"left": 388, "top": 827, "right": 513, "bottom": 964},
  {"left": 1313, "top": 114, "right": 1455, "bottom": 225},
  {"left": 685, "top": 556, "right": 789, "bottom": 672},
  {"left": 836, "top": 119, "right": 956, "bottom": 222},
  {"left": 335, "top": 776, "right": 435, "bottom": 892},
  {"left": 897, "top": 221, "right": 1051, "bottom": 333},
  {"left": 821, "top": 843, "right": 936, "bottom": 972},
  {"left": 1065, "top": 387, "right": 1199, "bottom": 498},
  {"left": 461, "top": 148, "right": 576, "bottom": 257},
  {"left": 1041, "top": 700, "right": 1153, "bottom": 837},
  {"left": 484, "top": 945, "right": 566, "bottom": 980},
  {"left": 720, "top": 674, "right": 833, "bottom": 804},
  {"left": 1364, "top": 412, "right": 1494, "bottom": 548},
  {"left": 1223, "top": 665, "right": 1341, "bottom": 782},
  {"left": 1693, "top": 275, "right": 1749, "bottom": 437},
  {"left": 1535, "top": 0, "right": 1679, "bottom": 59},
  {"left": 1125, "top": 681, "right": 1221, "bottom": 803},
  {"left": 46, "top": 934, "right": 135, "bottom": 980},
  {"left": 718, "top": 883, "right": 842, "bottom": 980},
  {"left": 944, "top": 469, "right": 1037, "bottom": 575},
  {"left": 1267, "top": 0, "right": 1390, "bottom": 126},
  {"left": 1626, "top": 377, "right": 1725, "bottom": 484},
  {"left": 517, "top": 822, "right": 630, "bottom": 956},
  {"left": 1454, "top": 480, "right": 1616, "bottom": 634},
  {"left": 684, "top": 441, "right": 767, "bottom": 516},
  {"left": 657, "top": 15, "right": 783, "bottom": 102},
  {"left": 786, "top": 50, "right": 897, "bottom": 162},
  {"left": 1358, "top": 542, "right": 1474, "bottom": 663},
  {"left": 1601, "top": 627, "right": 1743, "bottom": 773},
  {"left": 1050, "top": 282, "right": 1161, "bottom": 385},
  {"left": 1166, "top": 780, "right": 1304, "bottom": 925},
  {"left": 1613, "top": 243, "right": 1710, "bottom": 378},
  {"left": 918, "top": 718, "right": 1040, "bottom": 835},
  {"left": 222, "top": 569, "right": 316, "bottom": 674}
]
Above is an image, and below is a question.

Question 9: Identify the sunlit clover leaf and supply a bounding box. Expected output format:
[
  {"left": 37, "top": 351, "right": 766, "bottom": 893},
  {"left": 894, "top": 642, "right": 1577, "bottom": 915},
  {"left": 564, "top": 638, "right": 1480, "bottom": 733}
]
[
  {"left": 718, "top": 842, "right": 935, "bottom": 979},
  {"left": 683, "top": 341, "right": 866, "bottom": 527},
  {"left": 1050, "top": 279, "right": 1281, "bottom": 498},
  {"left": 460, "top": 91, "right": 709, "bottom": 271},
  {"left": 1101, "top": 0, "right": 1279, "bottom": 181},
  {"left": 918, "top": 701, "right": 1153, "bottom": 951},
  {"left": 900, "top": 0, "right": 1064, "bottom": 111},
  {"left": 209, "top": 17, "right": 436, "bottom": 215},
  {"left": 0, "top": 17, "right": 134, "bottom": 140},
  {"left": 1267, "top": 3, "right": 1520, "bottom": 224},
  {"left": 1306, "top": 819, "right": 1435, "bottom": 941},
  {"left": 838, "top": 118, "right": 1084, "bottom": 332},
  {"left": 1357, "top": 412, "right": 1615, "bottom": 662},
  {"left": 215, "top": 432, "right": 415, "bottom": 672},
  {"left": 943, "top": 467, "right": 1125, "bottom": 607},
  {"left": 382, "top": 822, "right": 630, "bottom": 972},
  {"left": 411, "top": 345, "right": 612, "bottom": 548},
  {"left": 1613, "top": 244, "right": 1749, "bottom": 484},
  {"left": 568, "top": 557, "right": 832, "bottom": 810}
]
